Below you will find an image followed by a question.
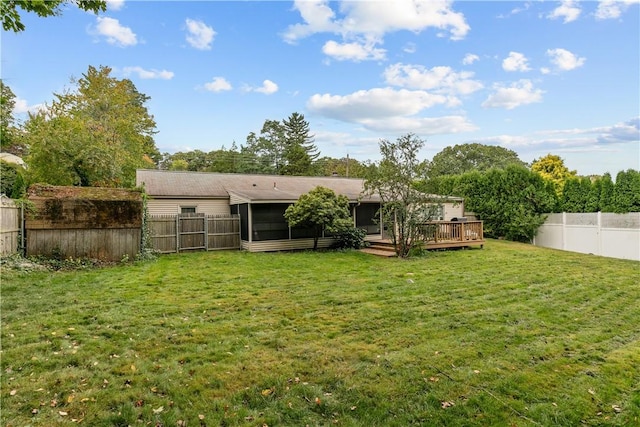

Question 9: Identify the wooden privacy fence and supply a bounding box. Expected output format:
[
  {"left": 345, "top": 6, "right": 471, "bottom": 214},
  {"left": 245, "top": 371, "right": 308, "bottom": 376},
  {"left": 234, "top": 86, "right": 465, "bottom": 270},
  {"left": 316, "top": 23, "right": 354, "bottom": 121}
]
[
  {"left": 0, "top": 196, "right": 21, "bottom": 256},
  {"left": 148, "top": 214, "right": 240, "bottom": 253},
  {"left": 25, "top": 185, "right": 143, "bottom": 262}
]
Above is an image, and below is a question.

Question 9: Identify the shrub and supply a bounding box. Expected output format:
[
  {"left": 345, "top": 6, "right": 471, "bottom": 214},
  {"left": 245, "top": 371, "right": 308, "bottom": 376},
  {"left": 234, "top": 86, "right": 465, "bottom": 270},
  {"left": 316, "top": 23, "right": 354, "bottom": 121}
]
[{"left": 332, "top": 227, "right": 368, "bottom": 249}]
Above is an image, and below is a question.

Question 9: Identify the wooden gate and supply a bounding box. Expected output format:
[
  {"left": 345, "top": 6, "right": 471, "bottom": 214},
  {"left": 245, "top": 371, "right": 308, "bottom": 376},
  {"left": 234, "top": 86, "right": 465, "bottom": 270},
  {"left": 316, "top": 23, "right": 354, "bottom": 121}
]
[
  {"left": 148, "top": 214, "right": 240, "bottom": 253},
  {"left": 179, "top": 213, "right": 206, "bottom": 251}
]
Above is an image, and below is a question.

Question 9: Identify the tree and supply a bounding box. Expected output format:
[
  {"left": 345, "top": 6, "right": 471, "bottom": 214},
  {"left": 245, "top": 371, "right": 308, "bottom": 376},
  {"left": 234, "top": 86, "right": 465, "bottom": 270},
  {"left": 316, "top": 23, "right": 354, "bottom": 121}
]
[
  {"left": 24, "top": 65, "right": 159, "bottom": 187},
  {"left": 599, "top": 172, "right": 615, "bottom": 212},
  {"left": 1, "top": 0, "right": 106, "bottom": 32},
  {"left": 245, "top": 119, "right": 286, "bottom": 174},
  {"left": 424, "top": 166, "right": 557, "bottom": 242},
  {"left": 531, "top": 154, "right": 576, "bottom": 197},
  {"left": 284, "top": 186, "right": 352, "bottom": 250},
  {"left": 245, "top": 112, "right": 320, "bottom": 176},
  {"left": 561, "top": 176, "right": 591, "bottom": 213},
  {"left": 0, "top": 80, "right": 26, "bottom": 157},
  {"left": 316, "top": 156, "right": 369, "bottom": 178},
  {"left": 0, "top": 160, "right": 26, "bottom": 198},
  {"left": 364, "top": 133, "right": 439, "bottom": 257},
  {"left": 613, "top": 169, "right": 640, "bottom": 213},
  {"left": 282, "top": 112, "right": 319, "bottom": 175},
  {"left": 427, "top": 143, "right": 526, "bottom": 179}
]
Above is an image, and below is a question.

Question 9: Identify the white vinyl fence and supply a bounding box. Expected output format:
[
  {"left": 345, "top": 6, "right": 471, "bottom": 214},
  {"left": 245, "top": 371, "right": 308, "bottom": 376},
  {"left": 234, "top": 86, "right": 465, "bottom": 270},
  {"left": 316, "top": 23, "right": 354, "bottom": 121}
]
[{"left": 533, "top": 212, "right": 640, "bottom": 261}]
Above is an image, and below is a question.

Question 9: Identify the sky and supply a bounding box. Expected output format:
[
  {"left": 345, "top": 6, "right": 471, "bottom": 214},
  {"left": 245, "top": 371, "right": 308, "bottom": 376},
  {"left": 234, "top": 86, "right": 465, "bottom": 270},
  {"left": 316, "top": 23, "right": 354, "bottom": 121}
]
[{"left": 2, "top": 0, "right": 639, "bottom": 176}]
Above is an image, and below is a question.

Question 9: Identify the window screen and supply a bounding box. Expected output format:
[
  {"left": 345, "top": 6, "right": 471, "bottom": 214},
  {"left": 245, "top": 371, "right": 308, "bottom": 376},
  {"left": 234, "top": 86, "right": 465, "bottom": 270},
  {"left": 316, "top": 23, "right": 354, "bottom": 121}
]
[{"left": 252, "top": 204, "right": 289, "bottom": 241}]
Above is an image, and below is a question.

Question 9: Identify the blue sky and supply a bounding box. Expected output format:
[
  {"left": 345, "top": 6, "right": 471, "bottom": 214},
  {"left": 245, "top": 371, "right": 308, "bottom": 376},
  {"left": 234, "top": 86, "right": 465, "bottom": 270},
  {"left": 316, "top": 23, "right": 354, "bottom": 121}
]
[{"left": 2, "top": 0, "right": 639, "bottom": 176}]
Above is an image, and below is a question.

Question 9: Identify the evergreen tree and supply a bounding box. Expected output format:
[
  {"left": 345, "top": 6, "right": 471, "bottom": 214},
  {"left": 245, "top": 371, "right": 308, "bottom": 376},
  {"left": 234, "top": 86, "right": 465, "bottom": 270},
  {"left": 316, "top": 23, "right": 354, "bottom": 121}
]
[
  {"left": 599, "top": 173, "right": 615, "bottom": 212},
  {"left": 613, "top": 169, "right": 640, "bottom": 213},
  {"left": 282, "top": 112, "right": 319, "bottom": 175}
]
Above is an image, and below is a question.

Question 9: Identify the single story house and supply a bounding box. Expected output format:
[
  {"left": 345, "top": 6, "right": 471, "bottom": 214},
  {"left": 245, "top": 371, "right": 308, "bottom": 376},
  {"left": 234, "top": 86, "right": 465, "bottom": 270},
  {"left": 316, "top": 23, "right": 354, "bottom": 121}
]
[{"left": 136, "top": 170, "right": 464, "bottom": 252}]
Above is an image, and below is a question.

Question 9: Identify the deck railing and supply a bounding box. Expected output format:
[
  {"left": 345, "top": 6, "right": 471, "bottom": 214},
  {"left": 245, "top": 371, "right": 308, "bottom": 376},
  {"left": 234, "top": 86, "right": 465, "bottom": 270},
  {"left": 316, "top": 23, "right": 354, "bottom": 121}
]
[{"left": 419, "top": 220, "right": 484, "bottom": 244}]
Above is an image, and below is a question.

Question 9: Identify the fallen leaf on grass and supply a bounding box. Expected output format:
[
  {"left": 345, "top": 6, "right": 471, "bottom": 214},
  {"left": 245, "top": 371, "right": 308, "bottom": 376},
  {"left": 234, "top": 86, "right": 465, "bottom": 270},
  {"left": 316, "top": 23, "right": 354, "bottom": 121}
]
[
  {"left": 59, "top": 411, "right": 68, "bottom": 416},
  {"left": 612, "top": 405, "right": 622, "bottom": 413},
  {"left": 441, "top": 401, "right": 455, "bottom": 409},
  {"left": 261, "top": 388, "right": 274, "bottom": 396},
  {"left": 152, "top": 406, "right": 164, "bottom": 414},
  {"left": 10, "top": 389, "right": 17, "bottom": 396}
]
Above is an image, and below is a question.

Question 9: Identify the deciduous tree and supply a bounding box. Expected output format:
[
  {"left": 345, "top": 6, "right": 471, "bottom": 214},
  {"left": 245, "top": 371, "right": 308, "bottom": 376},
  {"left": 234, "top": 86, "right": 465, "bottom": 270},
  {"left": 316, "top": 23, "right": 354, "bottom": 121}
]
[
  {"left": 427, "top": 143, "right": 525, "bottom": 179},
  {"left": 284, "top": 186, "right": 352, "bottom": 250},
  {"left": 531, "top": 154, "right": 576, "bottom": 197},
  {"left": 24, "top": 65, "right": 159, "bottom": 187},
  {"left": 0, "top": 0, "right": 107, "bottom": 33},
  {"left": 364, "top": 133, "right": 439, "bottom": 257},
  {"left": 1, "top": 0, "right": 106, "bottom": 32},
  {"left": 0, "top": 80, "right": 26, "bottom": 157}
]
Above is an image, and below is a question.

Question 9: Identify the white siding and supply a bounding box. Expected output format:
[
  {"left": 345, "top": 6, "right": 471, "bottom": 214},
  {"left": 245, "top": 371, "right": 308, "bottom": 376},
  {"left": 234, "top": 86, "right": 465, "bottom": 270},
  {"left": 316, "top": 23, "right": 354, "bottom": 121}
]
[
  {"left": 147, "top": 198, "right": 231, "bottom": 216},
  {"left": 242, "top": 237, "right": 336, "bottom": 252},
  {"left": 443, "top": 202, "right": 464, "bottom": 221}
]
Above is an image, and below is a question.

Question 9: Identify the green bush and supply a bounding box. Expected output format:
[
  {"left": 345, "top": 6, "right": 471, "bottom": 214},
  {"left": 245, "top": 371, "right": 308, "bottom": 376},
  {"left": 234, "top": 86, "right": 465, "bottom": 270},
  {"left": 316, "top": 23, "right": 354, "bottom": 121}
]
[{"left": 332, "top": 227, "right": 368, "bottom": 249}]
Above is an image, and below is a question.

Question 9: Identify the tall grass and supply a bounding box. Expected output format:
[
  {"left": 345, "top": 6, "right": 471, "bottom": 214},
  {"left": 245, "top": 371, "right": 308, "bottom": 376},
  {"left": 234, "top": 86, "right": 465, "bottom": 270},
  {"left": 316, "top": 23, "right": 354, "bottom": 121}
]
[{"left": 2, "top": 240, "right": 639, "bottom": 426}]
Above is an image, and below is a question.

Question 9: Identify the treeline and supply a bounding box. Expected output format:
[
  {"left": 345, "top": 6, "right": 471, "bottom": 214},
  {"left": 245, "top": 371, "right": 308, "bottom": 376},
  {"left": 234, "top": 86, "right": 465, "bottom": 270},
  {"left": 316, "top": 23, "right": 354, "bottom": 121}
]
[
  {"left": 418, "top": 146, "right": 640, "bottom": 242},
  {"left": 160, "top": 112, "right": 371, "bottom": 178},
  {"left": 159, "top": 146, "right": 371, "bottom": 178}
]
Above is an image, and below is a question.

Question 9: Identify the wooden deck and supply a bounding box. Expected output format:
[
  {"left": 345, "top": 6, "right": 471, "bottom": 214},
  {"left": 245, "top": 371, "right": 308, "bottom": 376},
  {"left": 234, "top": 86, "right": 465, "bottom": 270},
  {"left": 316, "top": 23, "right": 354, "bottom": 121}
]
[{"left": 361, "top": 220, "right": 484, "bottom": 256}]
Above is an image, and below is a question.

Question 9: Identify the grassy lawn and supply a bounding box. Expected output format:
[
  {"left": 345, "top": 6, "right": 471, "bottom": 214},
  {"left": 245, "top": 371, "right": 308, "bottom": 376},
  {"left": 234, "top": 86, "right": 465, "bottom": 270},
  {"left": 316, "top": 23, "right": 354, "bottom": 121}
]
[{"left": 1, "top": 240, "right": 639, "bottom": 426}]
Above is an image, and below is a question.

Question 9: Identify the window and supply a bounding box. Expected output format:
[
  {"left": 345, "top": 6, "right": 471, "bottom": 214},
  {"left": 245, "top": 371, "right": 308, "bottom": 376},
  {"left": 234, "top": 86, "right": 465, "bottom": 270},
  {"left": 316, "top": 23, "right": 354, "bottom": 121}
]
[{"left": 180, "top": 206, "right": 197, "bottom": 214}]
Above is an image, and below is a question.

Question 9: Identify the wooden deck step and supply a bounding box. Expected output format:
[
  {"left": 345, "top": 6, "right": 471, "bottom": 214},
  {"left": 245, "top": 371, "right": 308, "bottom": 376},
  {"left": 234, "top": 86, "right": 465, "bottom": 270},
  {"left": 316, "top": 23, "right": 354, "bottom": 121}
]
[{"left": 359, "top": 247, "right": 397, "bottom": 257}]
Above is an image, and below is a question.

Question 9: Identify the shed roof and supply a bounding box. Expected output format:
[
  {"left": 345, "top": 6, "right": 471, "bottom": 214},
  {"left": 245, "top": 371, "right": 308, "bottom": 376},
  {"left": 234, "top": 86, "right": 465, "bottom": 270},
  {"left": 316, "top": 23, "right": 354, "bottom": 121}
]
[{"left": 135, "top": 169, "right": 462, "bottom": 203}]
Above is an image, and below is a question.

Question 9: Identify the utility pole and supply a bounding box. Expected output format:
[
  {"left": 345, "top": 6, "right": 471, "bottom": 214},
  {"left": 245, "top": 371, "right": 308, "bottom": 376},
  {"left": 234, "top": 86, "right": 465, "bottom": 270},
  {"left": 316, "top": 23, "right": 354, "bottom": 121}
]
[{"left": 346, "top": 153, "right": 349, "bottom": 177}]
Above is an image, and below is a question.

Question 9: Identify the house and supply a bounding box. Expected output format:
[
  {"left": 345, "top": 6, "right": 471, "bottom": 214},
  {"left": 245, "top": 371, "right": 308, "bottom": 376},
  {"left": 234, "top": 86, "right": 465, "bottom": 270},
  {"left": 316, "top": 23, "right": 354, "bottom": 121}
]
[{"left": 136, "top": 170, "right": 464, "bottom": 252}]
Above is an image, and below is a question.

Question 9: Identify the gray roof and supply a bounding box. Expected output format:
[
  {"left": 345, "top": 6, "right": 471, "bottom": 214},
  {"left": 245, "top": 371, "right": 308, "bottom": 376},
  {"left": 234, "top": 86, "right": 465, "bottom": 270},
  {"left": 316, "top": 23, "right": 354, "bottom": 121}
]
[{"left": 136, "top": 170, "right": 380, "bottom": 203}]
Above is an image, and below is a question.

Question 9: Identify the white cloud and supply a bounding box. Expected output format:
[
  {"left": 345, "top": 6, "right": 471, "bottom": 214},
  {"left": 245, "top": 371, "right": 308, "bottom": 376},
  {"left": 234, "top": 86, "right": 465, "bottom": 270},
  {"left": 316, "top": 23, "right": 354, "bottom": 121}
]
[
  {"left": 13, "top": 97, "right": 44, "bottom": 115},
  {"left": 595, "top": 0, "right": 640, "bottom": 20},
  {"left": 547, "top": 48, "right": 586, "bottom": 71},
  {"left": 497, "top": 2, "right": 531, "bottom": 19},
  {"left": 185, "top": 18, "right": 215, "bottom": 50},
  {"left": 106, "top": 0, "right": 125, "bottom": 11},
  {"left": 476, "top": 117, "right": 640, "bottom": 151},
  {"left": 283, "top": 0, "right": 469, "bottom": 61},
  {"left": 322, "top": 39, "right": 386, "bottom": 61},
  {"left": 123, "top": 66, "right": 174, "bottom": 80},
  {"left": 482, "top": 79, "right": 543, "bottom": 110},
  {"left": 245, "top": 80, "right": 279, "bottom": 95},
  {"left": 307, "top": 87, "right": 448, "bottom": 122},
  {"left": 383, "top": 63, "right": 483, "bottom": 107},
  {"left": 502, "top": 51, "right": 531, "bottom": 72},
  {"left": 462, "top": 53, "right": 479, "bottom": 65},
  {"left": 204, "top": 77, "right": 232, "bottom": 92},
  {"left": 94, "top": 17, "right": 137, "bottom": 46},
  {"left": 285, "top": 0, "right": 469, "bottom": 42},
  {"left": 547, "top": 0, "right": 581, "bottom": 23},
  {"left": 403, "top": 42, "right": 417, "bottom": 54},
  {"left": 360, "top": 115, "right": 477, "bottom": 134}
]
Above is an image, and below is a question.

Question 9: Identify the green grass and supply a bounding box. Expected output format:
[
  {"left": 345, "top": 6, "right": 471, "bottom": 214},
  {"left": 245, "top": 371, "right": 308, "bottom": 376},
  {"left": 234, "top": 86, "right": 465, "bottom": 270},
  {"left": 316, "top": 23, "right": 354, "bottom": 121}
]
[{"left": 1, "top": 240, "right": 639, "bottom": 426}]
